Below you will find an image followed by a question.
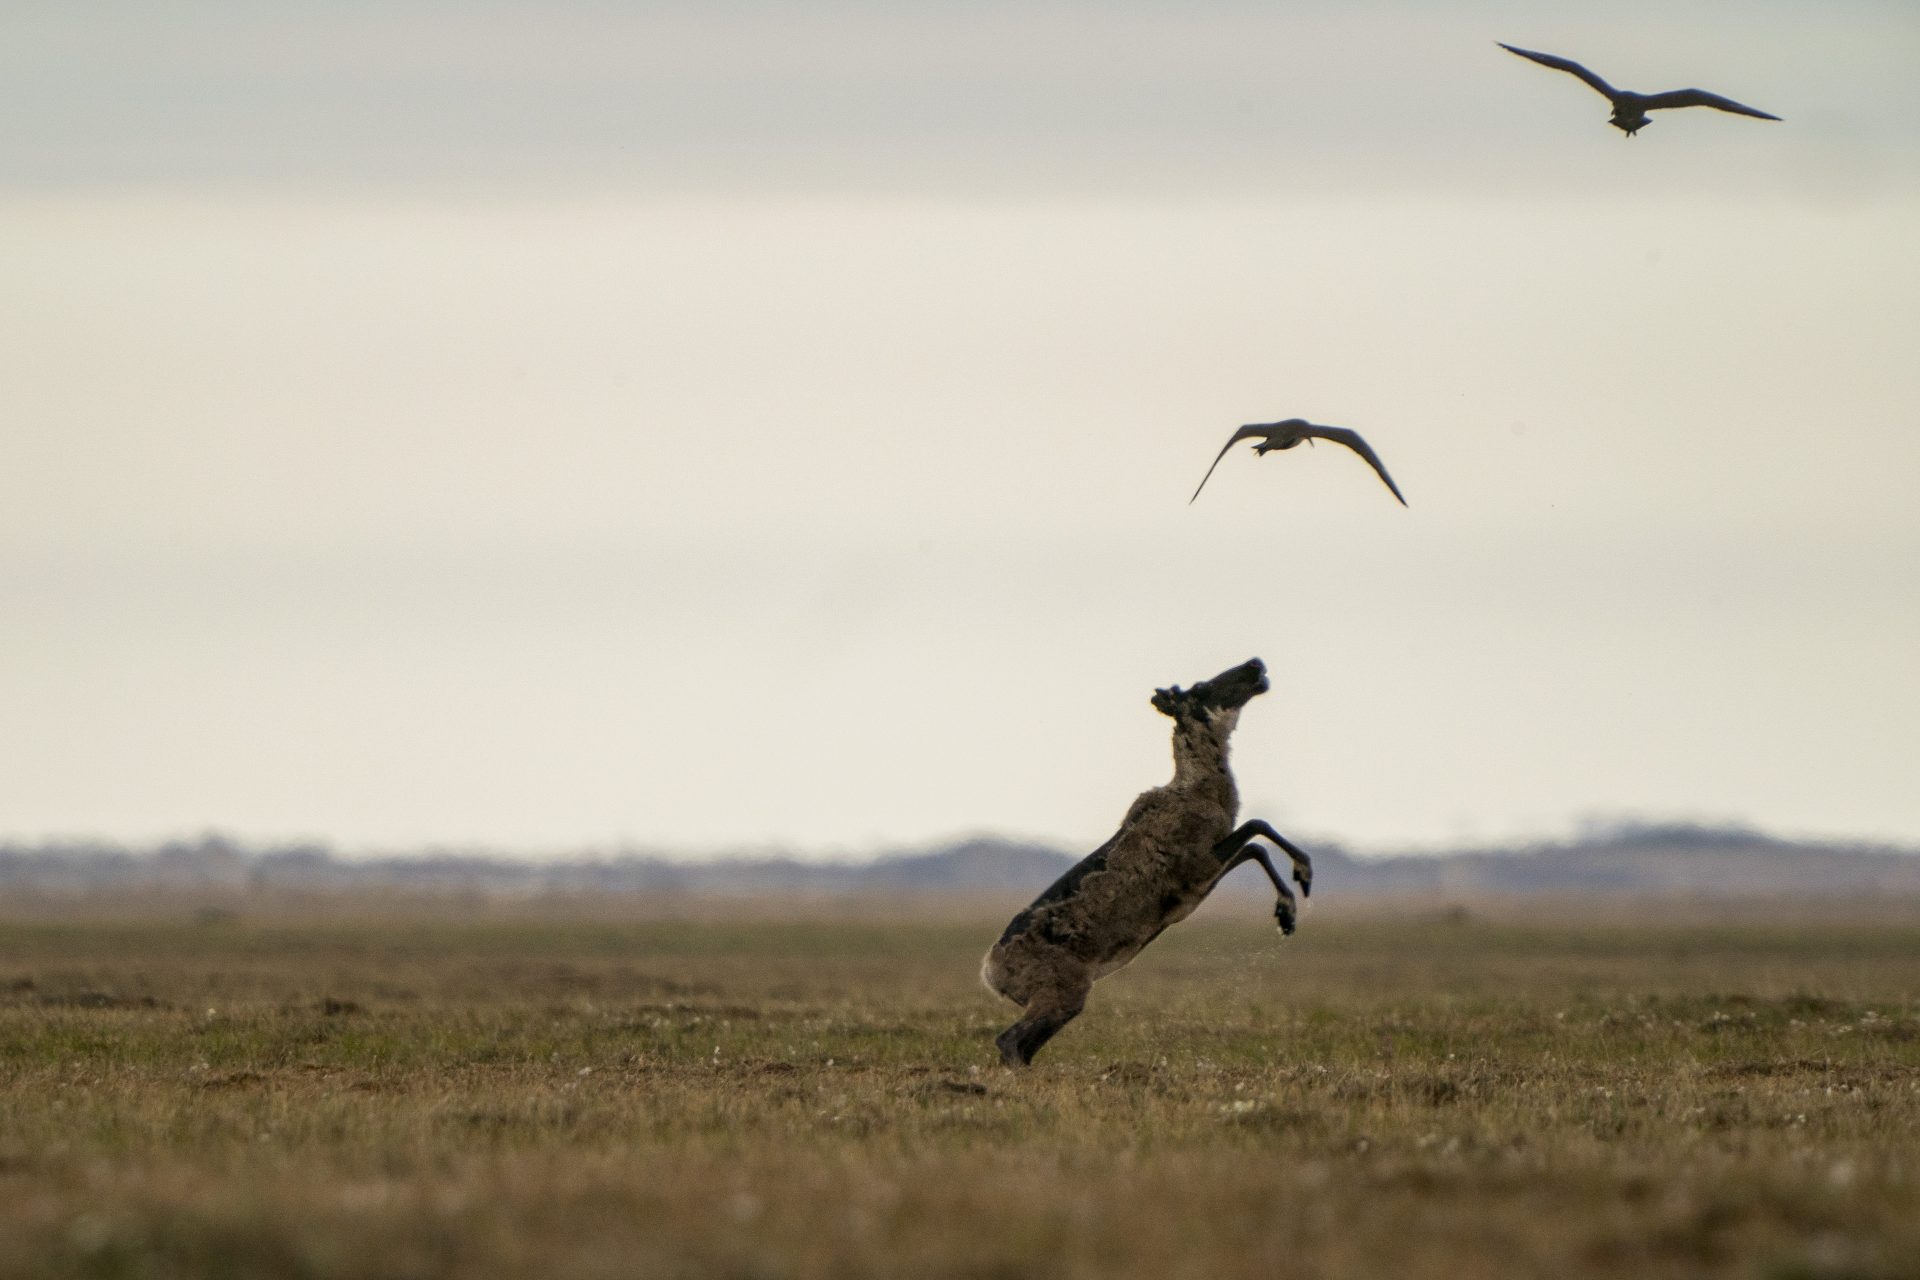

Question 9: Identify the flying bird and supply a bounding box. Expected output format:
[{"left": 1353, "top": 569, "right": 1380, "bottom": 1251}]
[
  {"left": 1497, "top": 43, "right": 1781, "bottom": 137},
  {"left": 1188, "top": 419, "right": 1407, "bottom": 506}
]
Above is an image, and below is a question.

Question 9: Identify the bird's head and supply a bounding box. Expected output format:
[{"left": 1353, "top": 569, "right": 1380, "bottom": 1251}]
[{"left": 1251, "top": 419, "right": 1311, "bottom": 455}]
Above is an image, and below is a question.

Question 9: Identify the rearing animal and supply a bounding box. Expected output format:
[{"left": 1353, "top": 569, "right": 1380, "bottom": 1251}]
[{"left": 980, "top": 658, "right": 1313, "bottom": 1066}]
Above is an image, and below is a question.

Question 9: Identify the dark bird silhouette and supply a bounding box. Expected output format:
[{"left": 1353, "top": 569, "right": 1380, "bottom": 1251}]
[
  {"left": 1497, "top": 43, "right": 1780, "bottom": 137},
  {"left": 1188, "top": 419, "right": 1407, "bottom": 506}
]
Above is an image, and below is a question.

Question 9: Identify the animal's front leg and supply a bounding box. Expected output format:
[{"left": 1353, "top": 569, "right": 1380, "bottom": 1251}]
[
  {"left": 1214, "top": 819, "right": 1312, "bottom": 897},
  {"left": 1225, "top": 844, "right": 1299, "bottom": 935},
  {"left": 1212, "top": 820, "right": 1313, "bottom": 934}
]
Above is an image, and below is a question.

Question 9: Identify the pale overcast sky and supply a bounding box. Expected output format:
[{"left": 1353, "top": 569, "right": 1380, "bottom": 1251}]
[{"left": 3, "top": 0, "right": 1917, "bottom": 856}]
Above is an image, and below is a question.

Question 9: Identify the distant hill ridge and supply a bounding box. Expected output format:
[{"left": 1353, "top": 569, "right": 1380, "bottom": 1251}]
[{"left": 3, "top": 823, "right": 1918, "bottom": 897}]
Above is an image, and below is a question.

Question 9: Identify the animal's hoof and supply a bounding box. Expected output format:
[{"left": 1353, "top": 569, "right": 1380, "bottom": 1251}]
[
  {"left": 994, "top": 1028, "right": 1029, "bottom": 1068},
  {"left": 1274, "top": 905, "right": 1296, "bottom": 936}
]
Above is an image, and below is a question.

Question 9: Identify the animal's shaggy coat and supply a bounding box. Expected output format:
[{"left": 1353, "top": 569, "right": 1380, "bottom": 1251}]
[{"left": 980, "top": 658, "right": 1312, "bottom": 1066}]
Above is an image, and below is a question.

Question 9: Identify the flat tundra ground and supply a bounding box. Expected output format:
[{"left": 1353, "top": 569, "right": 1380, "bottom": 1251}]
[{"left": 2, "top": 895, "right": 1918, "bottom": 1280}]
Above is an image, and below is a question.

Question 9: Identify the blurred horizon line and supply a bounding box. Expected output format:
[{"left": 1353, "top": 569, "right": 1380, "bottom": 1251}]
[{"left": 6, "top": 812, "right": 1918, "bottom": 866}]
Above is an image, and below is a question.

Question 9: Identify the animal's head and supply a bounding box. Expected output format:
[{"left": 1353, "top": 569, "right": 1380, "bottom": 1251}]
[
  {"left": 1251, "top": 418, "right": 1311, "bottom": 456},
  {"left": 1151, "top": 658, "right": 1268, "bottom": 732}
]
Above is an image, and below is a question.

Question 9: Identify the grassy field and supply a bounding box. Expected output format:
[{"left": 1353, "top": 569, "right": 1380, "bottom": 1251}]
[{"left": 2, "top": 894, "right": 1918, "bottom": 1280}]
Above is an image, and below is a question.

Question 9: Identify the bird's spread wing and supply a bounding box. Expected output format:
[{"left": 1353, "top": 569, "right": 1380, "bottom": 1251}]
[
  {"left": 1639, "top": 88, "right": 1780, "bottom": 120},
  {"left": 1497, "top": 43, "right": 1618, "bottom": 100},
  {"left": 1299, "top": 425, "right": 1409, "bottom": 507},
  {"left": 1188, "top": 424, "right": 1270, "bottom": 503}
]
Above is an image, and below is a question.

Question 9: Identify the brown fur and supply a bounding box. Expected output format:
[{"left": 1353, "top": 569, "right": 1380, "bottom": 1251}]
[{"left": 981, "top": 659, "right": 1309, "bottom": 1066}]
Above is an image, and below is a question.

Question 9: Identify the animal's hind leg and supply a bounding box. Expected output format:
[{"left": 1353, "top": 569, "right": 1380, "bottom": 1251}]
[{"left": 995, "top": 980, "right": 1090, "bottom": 1068}]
